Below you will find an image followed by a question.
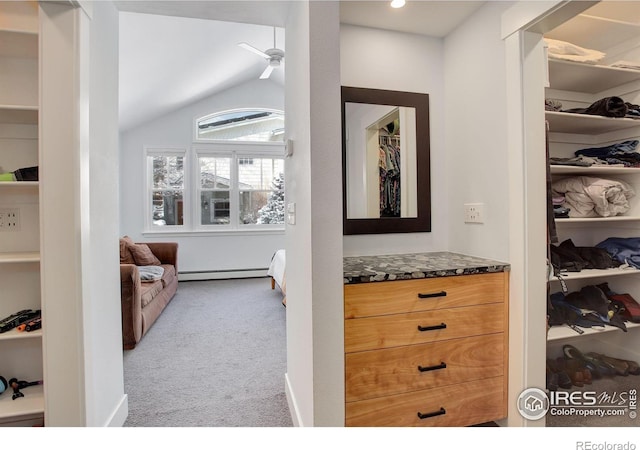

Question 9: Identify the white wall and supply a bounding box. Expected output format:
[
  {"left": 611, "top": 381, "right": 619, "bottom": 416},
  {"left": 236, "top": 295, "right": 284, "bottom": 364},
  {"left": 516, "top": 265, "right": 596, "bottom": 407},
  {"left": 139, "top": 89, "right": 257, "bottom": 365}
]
[
  {"left": 86, "top": 0, "right": 128, "bottom": 426},
  {"left": 119, "top": 78, "right": 285, "bottom": 274},
  {"left": 340, "top": 24, "right": 447, "bottom": 256},
  {"left": 443, "top": 1, "right": 512, "bottom": 263},
  {"left": 39, "top": 0, "right": 125, "bottom": 426},
  {"left": 284, "top": 0, "right": 344, "bottom": 427},
  {"left": 284, "top": 0, "right": 314, "bottom": 427}
]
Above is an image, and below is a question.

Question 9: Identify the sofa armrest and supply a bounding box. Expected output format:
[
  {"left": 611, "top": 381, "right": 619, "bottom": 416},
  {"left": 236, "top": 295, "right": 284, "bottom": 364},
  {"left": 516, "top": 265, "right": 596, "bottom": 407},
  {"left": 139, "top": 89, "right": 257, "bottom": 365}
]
[
  {"left": 145, "top": 242, "right": 178, "bottom": 273},
  {"left": 120, "top": 264, "right": 142, "bottom": 349}
]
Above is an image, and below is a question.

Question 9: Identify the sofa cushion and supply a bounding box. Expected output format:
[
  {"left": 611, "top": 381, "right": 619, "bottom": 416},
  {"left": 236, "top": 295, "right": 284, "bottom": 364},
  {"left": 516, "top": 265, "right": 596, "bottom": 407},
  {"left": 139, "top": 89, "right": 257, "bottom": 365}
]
[
  {"left": 159, "top": 264, "right": 176, "bottom": 288},
  {"left": 120, "top": 236, "right": 136, "bottom": 264},
  {"left": 140, "top": 280, "right": 164, "bottom": 308},
  {"left": 128, "top": 243, "right": 162, "bottom": 266}
]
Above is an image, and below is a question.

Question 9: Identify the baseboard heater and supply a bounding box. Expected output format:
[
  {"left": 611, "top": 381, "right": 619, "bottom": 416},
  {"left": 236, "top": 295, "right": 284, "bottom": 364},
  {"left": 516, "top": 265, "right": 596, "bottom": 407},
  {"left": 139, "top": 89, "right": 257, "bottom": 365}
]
[{"left": 178, "top": 268, "right": 268, "bottom": 281}]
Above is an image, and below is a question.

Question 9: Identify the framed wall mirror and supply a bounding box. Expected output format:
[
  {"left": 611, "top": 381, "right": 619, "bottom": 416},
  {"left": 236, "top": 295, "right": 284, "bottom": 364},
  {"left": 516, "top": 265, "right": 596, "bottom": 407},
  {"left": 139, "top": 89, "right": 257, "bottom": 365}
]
[{"left": 342, "top": 86, "right": 431, "bottom": 235}]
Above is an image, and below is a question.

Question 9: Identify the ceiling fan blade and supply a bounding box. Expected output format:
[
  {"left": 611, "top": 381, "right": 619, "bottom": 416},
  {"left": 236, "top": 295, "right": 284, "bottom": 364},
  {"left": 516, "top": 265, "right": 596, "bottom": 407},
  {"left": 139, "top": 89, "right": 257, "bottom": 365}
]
[
  {"left": 238, "top": 42, "right": 269, "bottom": 59},
  {"left": 259, "top": 65, "right": 275, "bottom": 79}
]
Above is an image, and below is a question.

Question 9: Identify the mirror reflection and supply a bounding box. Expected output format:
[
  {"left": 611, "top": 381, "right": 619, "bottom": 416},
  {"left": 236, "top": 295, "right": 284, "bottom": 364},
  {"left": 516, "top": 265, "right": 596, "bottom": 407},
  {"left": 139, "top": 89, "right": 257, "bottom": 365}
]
[
  {"left": 341, "top": 86, "right": 431, "bottom": 235},
  {"left": 344, "top": 103, "right": 417, "bottom": 219}
]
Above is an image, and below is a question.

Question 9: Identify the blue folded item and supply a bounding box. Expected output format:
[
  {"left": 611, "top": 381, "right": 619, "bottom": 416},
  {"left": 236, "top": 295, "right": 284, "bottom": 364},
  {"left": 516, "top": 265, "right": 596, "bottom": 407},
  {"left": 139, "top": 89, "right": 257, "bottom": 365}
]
[
  {"left": 596, "top": 237, "right": 640, "bottom": 269},
  {"left": 575, "top": 140, "right": 639, "bottom": 158}
]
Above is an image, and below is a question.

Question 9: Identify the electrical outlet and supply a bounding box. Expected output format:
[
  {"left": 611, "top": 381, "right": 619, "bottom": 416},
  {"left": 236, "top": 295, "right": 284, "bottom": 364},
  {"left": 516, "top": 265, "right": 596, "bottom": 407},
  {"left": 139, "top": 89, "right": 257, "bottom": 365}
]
[
  {"left": 0, "top": 208, "right": 20, "bottom": 231},
  {"left": 464, "top": 203, "right": 484, "bottom": 224}
]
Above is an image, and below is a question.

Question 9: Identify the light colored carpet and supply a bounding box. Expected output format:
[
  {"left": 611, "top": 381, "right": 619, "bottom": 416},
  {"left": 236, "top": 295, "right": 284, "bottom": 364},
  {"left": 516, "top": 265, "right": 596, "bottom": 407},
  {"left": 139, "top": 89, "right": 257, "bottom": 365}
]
[{"left": 123, "top": 277, "right": 292, "bottom": 427}]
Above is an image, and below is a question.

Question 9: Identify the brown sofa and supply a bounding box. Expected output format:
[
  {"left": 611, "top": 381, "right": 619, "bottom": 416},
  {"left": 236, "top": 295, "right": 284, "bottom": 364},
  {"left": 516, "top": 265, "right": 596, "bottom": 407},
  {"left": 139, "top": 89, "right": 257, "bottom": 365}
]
[{"left": 120, "top": 241, "right": 178, "bottom": 349}]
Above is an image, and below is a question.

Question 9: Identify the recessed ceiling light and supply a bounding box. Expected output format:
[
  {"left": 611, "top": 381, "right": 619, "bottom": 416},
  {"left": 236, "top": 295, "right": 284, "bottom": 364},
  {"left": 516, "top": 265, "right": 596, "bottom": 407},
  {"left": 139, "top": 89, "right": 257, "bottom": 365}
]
[{"left": 390, "top": 0, "right": 406, "bottom": 8}]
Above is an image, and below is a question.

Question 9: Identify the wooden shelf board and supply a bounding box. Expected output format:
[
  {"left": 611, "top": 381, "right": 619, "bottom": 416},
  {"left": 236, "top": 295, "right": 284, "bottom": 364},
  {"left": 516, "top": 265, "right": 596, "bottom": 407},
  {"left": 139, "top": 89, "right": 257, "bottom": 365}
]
[
  {"left": 0, "top": 383, "right": 44, "bottom": 420},
  {"left": 551, "top": 166, "right": 640, "bottom": 175},
  {"left": 555, "top": 216, "right": 640, "bottom": 223},
  {"left": 0, "top": 181, "right": 38, "bottom": 188},
  {"left": 0, "top": 252, "right": 40, "bottom": 263},
  {"left": 0, "top": 106, "right": 38, "bottom": 125},
  {"left": 548, "top": 321, "right": 640, "bottom": 341},
  {"left": 546, "top": 111, "right": 640, "bottom": 135},
  {"left": 548, "top": 59, "right": 640, "bottom": 94},
  {"left": 0, "top": 328, "right": 41, "bottom": 342},
  {"left": 550, "top": 267, "right": 640, "bottom": 282}
]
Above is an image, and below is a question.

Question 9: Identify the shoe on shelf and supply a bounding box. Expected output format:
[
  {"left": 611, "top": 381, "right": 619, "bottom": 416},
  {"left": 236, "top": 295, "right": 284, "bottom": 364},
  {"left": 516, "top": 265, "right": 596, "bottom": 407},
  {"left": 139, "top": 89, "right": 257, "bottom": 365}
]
[
  {"left": 586, "top": 352, "right": 629, "bottom": 376},
  {"left": 563, "top": 344, "right": 616, "bottom": 378},
  {"left": 589, "top": 352, "right": 640, "bottom": 376},
  {"left": 555, "top": 356, "right": 585, "bottom": 387},
  {"left": 547, "top": 358, "right": 573, "bottom": 389}
]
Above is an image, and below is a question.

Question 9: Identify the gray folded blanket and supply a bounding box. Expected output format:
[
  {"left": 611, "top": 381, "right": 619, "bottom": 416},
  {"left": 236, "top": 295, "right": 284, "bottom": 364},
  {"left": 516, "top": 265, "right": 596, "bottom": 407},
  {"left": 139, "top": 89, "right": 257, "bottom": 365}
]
[{"left": 138, "top": 265, "right": 164, "bottom": 282}]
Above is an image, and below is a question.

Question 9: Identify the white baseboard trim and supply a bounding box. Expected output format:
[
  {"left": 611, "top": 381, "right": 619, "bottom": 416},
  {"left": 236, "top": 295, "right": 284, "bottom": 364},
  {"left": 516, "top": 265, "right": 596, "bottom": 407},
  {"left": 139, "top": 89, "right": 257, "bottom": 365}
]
[
  {"left": 284, "top": 372, "right": 303, "bottom": 427},
  {"left": 105, "top": 393, "right": 128, "bottom": 427},
  {"left": 178, "top": 269, "right": 268, "bottom": 281}
]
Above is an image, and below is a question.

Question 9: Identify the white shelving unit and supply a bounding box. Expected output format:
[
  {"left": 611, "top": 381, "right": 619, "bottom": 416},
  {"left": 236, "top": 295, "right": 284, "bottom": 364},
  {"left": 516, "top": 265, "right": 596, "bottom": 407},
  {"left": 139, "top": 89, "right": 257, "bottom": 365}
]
[
  {"left": 0, "top": 1, "right": 44, "bottom": 427},
  {"left": 545, "top": 4, "right": 640, "bottom": 371}
]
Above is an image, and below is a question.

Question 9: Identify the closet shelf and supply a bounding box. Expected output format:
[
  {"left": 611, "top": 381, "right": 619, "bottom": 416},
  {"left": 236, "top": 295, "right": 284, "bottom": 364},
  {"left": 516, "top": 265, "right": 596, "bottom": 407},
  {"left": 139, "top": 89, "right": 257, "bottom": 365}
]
[
  {"left": 0, "top": 181, "right": 38, "bottom": 189},
  {"left": 0, "top": 252, "right": 40, "bottom": 263},
  {"left": 0, "top": 328, "right": 42, "bottom": 342},
  {"left": 0, "top": 106, "right": 38, "bottom": 125},
  {"left": 549, "top": 267, "right": 640, "bottom": 282},
  {"left": 0, "top": 383, "right": 44, "bottom": 420},
  {"left": 555, "top": 216, "right": 640, "bottom": 224},
  {"left": 0, "top": 29, "right": 37, "bottom": 59},
  {"left": 550, "top": 166, "right": 640, "bottom": 175},
  {"left": 546, "top": 111, "right": 640, "bottom": 135},
  {"left": 548, "top": 59, "right": 640, "bottom": 94},
  {"left": 547, "top": 321, "right": 640, "bottom": 341},
  {"left": 546, "top": 13, "right": 640, "bottom": 54}
]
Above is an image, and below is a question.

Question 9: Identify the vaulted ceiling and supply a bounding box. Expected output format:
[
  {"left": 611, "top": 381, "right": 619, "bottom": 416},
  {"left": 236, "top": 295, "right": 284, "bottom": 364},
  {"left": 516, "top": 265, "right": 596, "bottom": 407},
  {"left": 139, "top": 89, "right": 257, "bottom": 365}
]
[{"left": 116, "top": 1, "right": 485, "bottom": 132}]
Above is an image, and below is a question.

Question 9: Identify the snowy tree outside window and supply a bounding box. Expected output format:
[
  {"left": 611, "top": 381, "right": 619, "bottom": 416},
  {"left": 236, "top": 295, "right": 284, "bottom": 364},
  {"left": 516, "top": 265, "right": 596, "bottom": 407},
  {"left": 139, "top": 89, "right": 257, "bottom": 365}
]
[{"left": 257, "top": 172, "right": 285, "bottom": 224}]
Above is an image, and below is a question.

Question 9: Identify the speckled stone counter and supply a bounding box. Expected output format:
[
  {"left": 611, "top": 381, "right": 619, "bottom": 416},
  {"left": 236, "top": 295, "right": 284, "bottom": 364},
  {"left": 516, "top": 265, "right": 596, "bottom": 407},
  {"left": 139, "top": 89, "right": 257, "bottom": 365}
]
[{"left": 343, "top": 251, "right": 510, "bottom": 284}]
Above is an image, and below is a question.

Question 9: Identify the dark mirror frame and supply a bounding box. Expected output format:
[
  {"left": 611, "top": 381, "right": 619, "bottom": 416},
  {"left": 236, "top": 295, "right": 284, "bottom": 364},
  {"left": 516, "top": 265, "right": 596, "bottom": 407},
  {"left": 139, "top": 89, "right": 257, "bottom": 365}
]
[{"left": 342, "top": 86, "right": 431, "bottom": 235}]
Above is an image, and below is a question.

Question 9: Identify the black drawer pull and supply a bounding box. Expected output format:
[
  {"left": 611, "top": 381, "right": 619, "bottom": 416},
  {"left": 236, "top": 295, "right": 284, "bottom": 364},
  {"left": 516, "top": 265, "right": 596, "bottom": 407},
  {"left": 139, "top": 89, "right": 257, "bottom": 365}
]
[
  {"left": 418, "top": 362, "right": 447, "bottom": 372},
  {"left": 418, "top": 291, "right": 447, "bottom": 299},
  {"left": 417, "top": 407, "right": 446, "bottom": 420},
  {"left": 417, "top": 322, "right": 447, "bottom": 332}
]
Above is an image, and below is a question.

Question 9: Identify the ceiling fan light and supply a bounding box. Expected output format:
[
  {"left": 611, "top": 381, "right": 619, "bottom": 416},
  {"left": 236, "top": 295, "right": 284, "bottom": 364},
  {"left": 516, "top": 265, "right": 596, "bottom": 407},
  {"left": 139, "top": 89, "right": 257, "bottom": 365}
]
[{"left": 390, "top": 0, "right": 405, "bottom": 8}]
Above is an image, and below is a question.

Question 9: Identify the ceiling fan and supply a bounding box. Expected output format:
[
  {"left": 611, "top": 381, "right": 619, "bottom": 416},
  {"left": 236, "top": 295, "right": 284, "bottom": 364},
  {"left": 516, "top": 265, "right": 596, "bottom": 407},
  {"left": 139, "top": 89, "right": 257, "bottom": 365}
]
[{"left": 238, "top": 27, "right": 284, "bottom": 80}]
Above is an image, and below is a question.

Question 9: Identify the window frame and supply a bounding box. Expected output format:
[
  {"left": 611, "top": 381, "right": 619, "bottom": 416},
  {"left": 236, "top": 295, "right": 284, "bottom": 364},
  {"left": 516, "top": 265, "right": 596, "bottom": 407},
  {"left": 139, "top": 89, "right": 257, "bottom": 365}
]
[
  {"left": 193, "top": 142, "right": 285, "bottom": 232},
  {"left": 193, "top": 108, "right": 285, "bottom": 143},
  {"left": 144, "top": 147, "right": 188, "bottom": 232}
]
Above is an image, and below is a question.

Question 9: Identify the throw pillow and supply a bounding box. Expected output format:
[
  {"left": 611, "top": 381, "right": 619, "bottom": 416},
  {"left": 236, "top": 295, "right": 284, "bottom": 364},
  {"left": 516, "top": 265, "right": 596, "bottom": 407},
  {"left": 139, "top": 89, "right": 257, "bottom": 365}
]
[
  {"left": 119, "top": 236, "right": 136, "bottom": 264},
  {"left": 128, "top": 243, "right": 162, "bottom": 266}
]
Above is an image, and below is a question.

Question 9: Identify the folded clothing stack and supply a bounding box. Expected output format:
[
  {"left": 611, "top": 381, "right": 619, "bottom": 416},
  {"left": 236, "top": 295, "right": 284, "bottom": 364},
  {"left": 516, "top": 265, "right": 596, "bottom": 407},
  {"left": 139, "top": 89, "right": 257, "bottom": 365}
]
[{"left": 552, "top": 176, "right": 634, "bottom": 218}]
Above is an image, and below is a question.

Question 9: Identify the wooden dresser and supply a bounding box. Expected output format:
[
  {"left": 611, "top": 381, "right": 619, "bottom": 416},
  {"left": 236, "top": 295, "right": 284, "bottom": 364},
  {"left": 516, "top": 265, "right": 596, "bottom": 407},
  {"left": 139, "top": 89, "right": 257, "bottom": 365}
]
[{"left": 343, "top": 253, "right": 509, "bottom": 427}]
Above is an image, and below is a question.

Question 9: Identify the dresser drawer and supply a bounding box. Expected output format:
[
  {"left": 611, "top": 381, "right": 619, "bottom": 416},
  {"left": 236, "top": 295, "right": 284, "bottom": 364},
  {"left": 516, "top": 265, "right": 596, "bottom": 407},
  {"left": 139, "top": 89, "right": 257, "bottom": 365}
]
[
  {"left": 345, "top": 333, "right": 504, "bottom": 402},
  {"left": 345, "top": 272, "right": 506, "bottom": 319},
  {"left": 345, "top": 302, "right": 503, "bottom": 353},
  {"left": 345, "top": 376, "right": 506, "bottom": 427}
]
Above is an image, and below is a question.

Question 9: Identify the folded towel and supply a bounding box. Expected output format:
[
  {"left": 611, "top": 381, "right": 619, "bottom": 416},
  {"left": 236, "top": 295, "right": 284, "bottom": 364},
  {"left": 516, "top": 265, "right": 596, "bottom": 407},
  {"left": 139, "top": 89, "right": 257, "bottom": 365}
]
[
  {"left": 545, "top": 38, "right": 606, "bottom": 64},
  {"left": 139, "top": 265, "right": 164, "bottom": 282}
]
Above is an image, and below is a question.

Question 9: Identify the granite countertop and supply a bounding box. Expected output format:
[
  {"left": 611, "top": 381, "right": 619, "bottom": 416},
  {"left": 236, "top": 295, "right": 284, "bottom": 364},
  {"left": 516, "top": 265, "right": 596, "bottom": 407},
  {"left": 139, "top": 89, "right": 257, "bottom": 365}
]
[{"left": 343, "top": 251, "right": 510, "bottom": 284}]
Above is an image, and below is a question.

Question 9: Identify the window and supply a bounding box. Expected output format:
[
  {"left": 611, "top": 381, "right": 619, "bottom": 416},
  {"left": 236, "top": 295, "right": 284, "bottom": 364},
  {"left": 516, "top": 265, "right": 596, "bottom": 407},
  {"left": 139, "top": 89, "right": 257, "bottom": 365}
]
[
  {"left": 196, "top": 109, "right": 285, "bottom": 142},
  {"left": 145, "top": 109, "right": 285, "bottom": 233},
  {"left": 197, "top": 149, "right": 284, "bottom": 228},
  {"left": 147, "top": 150, "right": 185, "bottom": 228}
]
